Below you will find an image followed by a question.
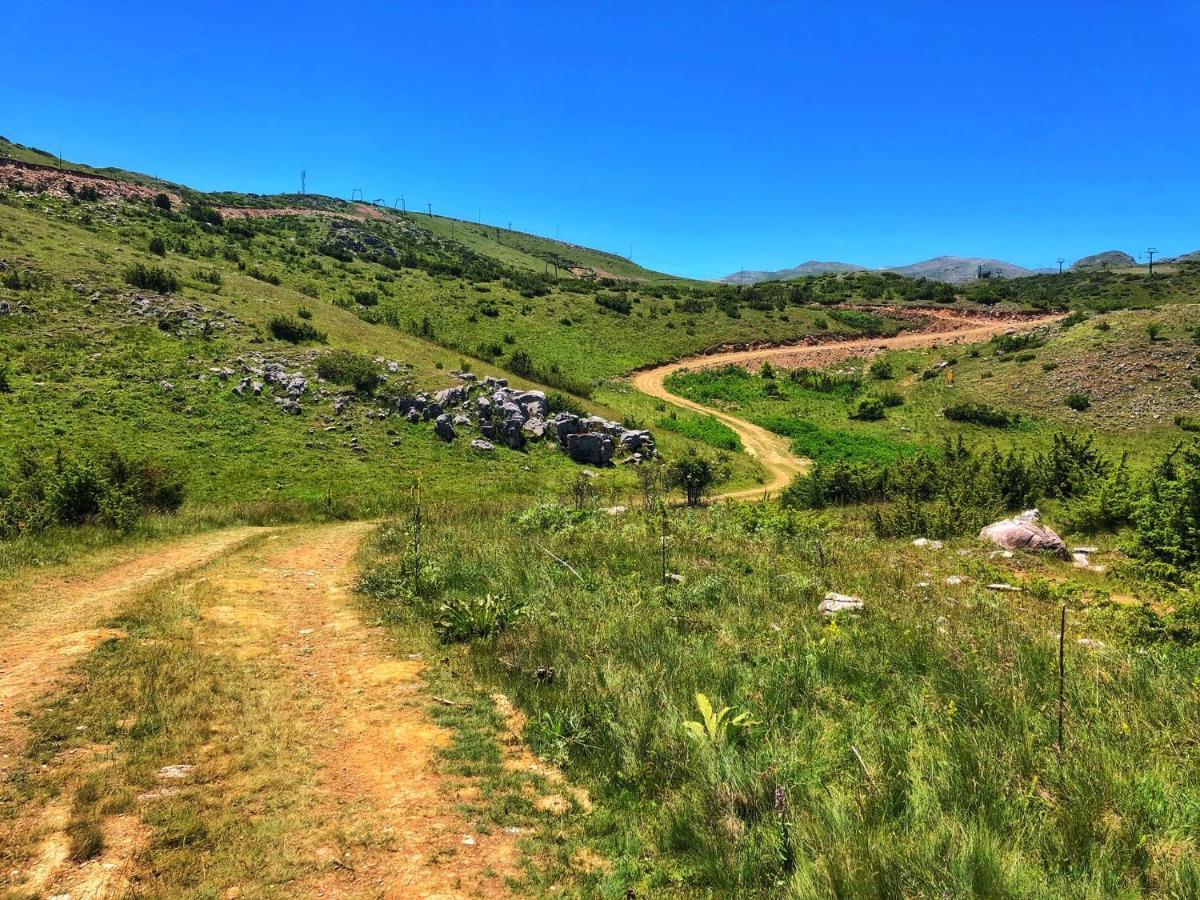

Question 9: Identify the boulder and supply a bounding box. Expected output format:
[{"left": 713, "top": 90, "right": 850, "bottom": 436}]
[
  {"left": 513, "top": 390, "right": 548, "bottom": 418},
  {"left": 470, "top": 438, "right": 495, "bottom": 452},
  {"left": 422, "top": 401, "right": 444, "bottom": 421},
  {"left": 483, "top": 376, "right": 508, "bottom": 388},
  {"left": 819, "top": 592, "right": 864, "bottom": 617},
  {"left": 453, "top": 414, "right": 472, "bottom": 428},
  {"left": 565, "top": 432, "right": 613, "bottom": 465},
  {"left": 405, "top": 408, "right": 421, "bottom": 424},
  {"left": 978, "top": 509, "right": 1069, "bottom": 558},
  {"left": 434, "top": 414, "right": 456, "bottom": 441},
  {"left": 552, "top": 412, "right": 580, "bottom": 444},
  {"left": 522, "top": 417, "right": 547, "bottom": 440},
  {"left": 501, "top": 419, "right": 526, "bottom": 450}
]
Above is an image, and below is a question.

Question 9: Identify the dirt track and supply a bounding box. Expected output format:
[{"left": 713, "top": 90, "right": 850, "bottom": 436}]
[
  {"left": 2, "top": 524, "right": 528, "bottom": 898},
  {"left": 632, "top": 311, "right": 1063, "bottom": 501}
]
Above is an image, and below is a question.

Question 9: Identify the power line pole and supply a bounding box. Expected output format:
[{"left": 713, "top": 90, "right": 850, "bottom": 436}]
[
  {"left": 301, "top": 170, "right": 306, "bottom": 195},
  {"left": 1057, "top": 257, "right": 1064, "bottom": 274},
  {"left": 1146, "top": 247, "right": 1157, "bottom": 276},
  {"left": 427, "top": 202, "right": 432, "bottom": 217}
]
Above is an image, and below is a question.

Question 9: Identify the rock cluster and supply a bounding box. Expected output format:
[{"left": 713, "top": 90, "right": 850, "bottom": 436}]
[
  {"left": 397, "top": 376, "right": 656, "bottom": 465},
  {"left": 128, "top": 293, "right": 241, "bottom": 336}
]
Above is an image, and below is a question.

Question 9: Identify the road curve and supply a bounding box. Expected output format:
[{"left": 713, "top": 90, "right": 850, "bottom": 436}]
[{"left": 632, "top": 311, "right": 1064, "bottom": 502}]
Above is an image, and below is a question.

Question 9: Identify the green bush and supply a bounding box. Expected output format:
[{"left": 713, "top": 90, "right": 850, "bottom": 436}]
[
  {"left": 1065, "top": 393, "right": 1091, "bottom": 411},
  {"left": 943, "top": 401, "right": 1018, "bottom": 427},
  {"left": 868, "top": 358, "right": 894, "bottom": 379},
  {"left": 0, "top": 449, "right": 185, "bottom": 537},
  {"left": 148, "top": 236, "right": 166, "bottom": 257},
  {"left": 267, "top": 315, "right": 326, "bottom": 344},
  {"left": 656, "top": 413, "right": 742, "bottom": 451},
  {"left": 850, "top": 397, "right": 886, "bottom": 421},
  {"left": 123, "top": 263, "right": 178, "bottom": 293},
  {"left": 316, "top": 350, "right": 381, "bottom": 393},
  {"left": 153, "top": 193, "right": 172, "bottom": 211}
]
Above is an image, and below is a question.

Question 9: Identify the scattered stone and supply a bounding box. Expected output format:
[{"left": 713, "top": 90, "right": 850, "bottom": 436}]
[
  {"left": 986, "top": 583, "right": 1021, "bottom": 592},
  {"left": 978, "top": 509, "right": 1069, "bottom": 559},
  {"left": 470, "top": 438, "right": 495, "bottom": 452},
  {"left": 945, "top": 575, "right": 965, "bottom": 586},
  {"left": 1077, "top": 638, "right": 1106, "bottom": 650},
  {"left": 156, "top": 764, "right": 196, "bottom": 780},
  {"left": 159, "top": 380, "right": 174, "bottom": 392},
  {"left": 819, "top": 591, "right": 864, "bottom": 616},
  {"left": 912, "top": 538, "right": 944, "bottom": 550}
]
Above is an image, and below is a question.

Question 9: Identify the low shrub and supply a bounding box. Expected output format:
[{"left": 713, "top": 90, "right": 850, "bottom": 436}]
[
  {"left": 316, "top": 350, "right": 381, "bottom": 393},
  {"left": 123, "top": 263, "right": 178, "bottom": 293},
  {"left": 943, "top": 401, "right": 1019, "bottom": 427},
  {"left": 268, "top": 315, "right": 326, "bottom": 344},
  {"left": 850, "top": 397, "right": 886, "bottom": 421},
  {"left": 1066, "top": 392, "right": 1091, "bottom": 411}
]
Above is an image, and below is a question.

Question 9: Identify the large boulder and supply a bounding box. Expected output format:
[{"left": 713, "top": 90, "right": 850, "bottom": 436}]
[
  {"left": 513, "top": 390, "right": 549, "bottom": 418},
  {"left": 978, "top": 509, "right": 1069, "bottom": 558},
  {"left": 434, "top": 414, "right": 456, "bottom": 441},
  {"left": 501, "top": 419, "right": 526, "bottom": 450},
  {"left": 470, "top": 438, "right": 495, "bottom": 452},
  {"left": 422, "top": 401, "right": 444, "bottom": 421},
  {"left": 552, "top": 412, "right": 581, "bottom": 444},
  {"left": 565, "top": 432, "right": 614, "bottom": 465}
]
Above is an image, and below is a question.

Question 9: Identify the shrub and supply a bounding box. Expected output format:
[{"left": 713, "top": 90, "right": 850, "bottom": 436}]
[
  {"left": 353, "top": 290, "right": 379, "bottom": 307},
  {"left": 666, "top": 448, "right": 727, "bottom": 506},
  {"left": 0, "top": 449, "right": 185, "bottom": 537},
  {"left": 595, "top": 292, "right": 633, "bottom": 315},
  {"left": 77, "top": 185, "right": 101, "bottom": 202},
  {"left": 943, "top": 402, "right": 1018, "bottom": 427},
  {"left": 869, "top": 358, "right": 894, "bottom": 379},
  {"left": 876, "top": 390, "right": 904, "bottom": 408},
  {"left": 850, "top": 397, "right": 886, "bottom": 421},
  {"left": 316, "top": 350, "right": 381, "bottom": 393},
  {"left": 547, "top": 391, "right": 587, "bottom": 417},
  {"left": 153, "top": 193, "right": 172, "bottom": 211},
  {"left": 196, "top": 267, "right": 222, "bottom": 286},
  {"left": 268, "top": 315, "right": 326, "bottom": 344},
  {"left": 123, "top": 263, "right": 178, "bottom": 293},
  {"left": 148, "top": 236, "right": 166, "bottom": 257},
  {"left": 0, "top": 363, "right": 10, "bottom": 393},
  {"left": 248, "top": 266, "right": 281, "bottom": 286},
  {"left": 297, "top": 307, "right": 313, "bottom": 320},
  {"left": 185, "top": 202, "right": 224, "bottom": 227},
  {"left": 1065, "top": 392, "right": 1091, "bottom": 411}
]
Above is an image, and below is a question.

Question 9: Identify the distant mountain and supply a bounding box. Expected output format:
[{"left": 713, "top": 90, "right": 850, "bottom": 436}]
[
  {"left": 720, "top": 255, "right": 1033, "bottom": 285},
  {"left": 883, "top": 256, "right": 1034, "bottom": 284},
  {"left": 719, "top": 260, "right": 865, "bottom": 284},
  {"left": 1164, "top": 250, "right": 1200, "bottom": 264},
  {"left": 1072, "top": 250, "right": 1136, "bottom": 270}
]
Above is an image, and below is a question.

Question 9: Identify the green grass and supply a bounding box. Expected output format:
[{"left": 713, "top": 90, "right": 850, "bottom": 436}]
[
  {"left": 359, "top": 499, "right": 1200, "bottom": 897},
  {"left": 655, "top": 411, "right": 742, "bottom": 451},
  {"left": 750, "top": 416, "right": 916, "bottom": 463}
]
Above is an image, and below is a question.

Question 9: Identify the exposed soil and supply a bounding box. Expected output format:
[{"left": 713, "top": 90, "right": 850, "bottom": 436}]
[
  {"left": 0, "top": 527, "right": 269, "bottom": 773},
  {"left": 0, "top": 159, "right": 181, "bottom": 206},
  {"left": 4, "top": 523, "right": 529, "bottom": 898},
  {"left": 632, "top": 310, "right": 1064, "bottom": 501}
]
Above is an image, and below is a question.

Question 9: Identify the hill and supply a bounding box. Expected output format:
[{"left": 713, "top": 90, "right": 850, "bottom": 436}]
[
  {"left": 884, "top": 255, "right": 1035, "bottom": 282},
  {"left": 719, "top": 260, "right": 865, "bottom": 284},
  {"left": 1073, "top": 249, "right": 1137, "bottom": 269},
  {"left": 723, "top": 255, "right": 1036, "bottom": 285}
]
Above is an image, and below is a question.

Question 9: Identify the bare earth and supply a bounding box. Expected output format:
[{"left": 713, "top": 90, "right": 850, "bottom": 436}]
[
  {"left": 2, "top": 523, "right": 525, "bottom": 898},
  {"left": 632, "top": 310, "right": 1064, "bottom": 501}
]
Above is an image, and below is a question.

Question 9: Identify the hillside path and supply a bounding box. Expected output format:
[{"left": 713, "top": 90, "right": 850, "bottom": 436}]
[
  {"left": 0, "top": 526, "right": 269, "bottom": 768},
  {"left": 632, "top": 310, "right": 1064, "bottom": 501},
  {"left": 6, "top": 522, "right": 523, "bottom": 899}
]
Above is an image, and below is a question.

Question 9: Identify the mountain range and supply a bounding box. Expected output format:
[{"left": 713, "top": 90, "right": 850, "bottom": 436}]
[{"left": 719, "top": 249, "right": 1198, "bottom": 285}]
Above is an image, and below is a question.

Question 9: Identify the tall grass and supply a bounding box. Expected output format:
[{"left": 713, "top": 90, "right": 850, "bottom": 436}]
[{"left": 360, "top": 499, "right": 1200, "bottom": 897}]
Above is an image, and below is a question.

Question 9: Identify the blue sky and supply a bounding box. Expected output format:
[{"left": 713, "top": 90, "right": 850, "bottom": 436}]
[{"left": 2, "top": 2, "right": 1197, "bottom": 278}]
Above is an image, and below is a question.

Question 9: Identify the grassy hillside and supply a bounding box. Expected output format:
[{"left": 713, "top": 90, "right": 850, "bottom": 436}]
[{"left": 666, "top": 305, "right": 1200, "bottom": 466}]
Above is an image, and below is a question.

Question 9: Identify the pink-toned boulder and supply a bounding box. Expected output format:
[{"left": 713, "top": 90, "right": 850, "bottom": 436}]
[{"left": 978, "top": 509, "right": 1069, "bottom": 558}]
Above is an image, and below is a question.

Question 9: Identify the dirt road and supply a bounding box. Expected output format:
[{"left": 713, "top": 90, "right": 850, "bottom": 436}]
[
  {"left": 632, "top": 311, "right": 1063, "bottom": 501},
  {"left": 3, "top": 523, "right": 530, "bottom": 898}
]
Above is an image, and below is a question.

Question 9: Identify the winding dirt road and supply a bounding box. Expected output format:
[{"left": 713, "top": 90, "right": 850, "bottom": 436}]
[{"left": 632, "top": 310, "right": 1063, "bottom": 501}]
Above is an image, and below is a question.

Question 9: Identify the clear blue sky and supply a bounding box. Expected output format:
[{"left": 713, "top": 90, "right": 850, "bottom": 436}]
[{"left": 3, "top": 2, "right": 1197, "bottom": 278}]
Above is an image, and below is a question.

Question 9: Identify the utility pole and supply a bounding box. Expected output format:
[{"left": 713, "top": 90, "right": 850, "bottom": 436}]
[
  {"left": 427, "top": 202, "right": 433, "bottom": 218},
  {"left": 1057, "top": 257, "right": 1064, "bottom": 274},
  {"left": 301, "top": 170, "right": 306, "bottom": 195},
  {"left": 1146, "top": 247, "right": 1157, "bottom": 276},
  {"left": 351, "top": 188, "right": 363, "bottom": 202},
  {"left": 401, "top": 195, "right": 406, "bottom": 214}
]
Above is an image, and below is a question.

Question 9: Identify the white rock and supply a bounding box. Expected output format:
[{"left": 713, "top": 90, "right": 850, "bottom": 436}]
[
  {"left": 820, "top": 591, "right": 865, "bottom": 616},
  {"left": 945, "top": 576, "right": 965, "bottom": 586}
]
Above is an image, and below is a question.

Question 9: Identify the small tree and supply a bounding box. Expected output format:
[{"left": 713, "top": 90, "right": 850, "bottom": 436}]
[
  {"left": 148, "top": 236, "right": 166, "bottom": 257},
  {"left": 153, "top": 193, "right": 172, "bottom": 211},
  {"left": 667, "top": 449, "right": 716, "bottom": 507}
]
